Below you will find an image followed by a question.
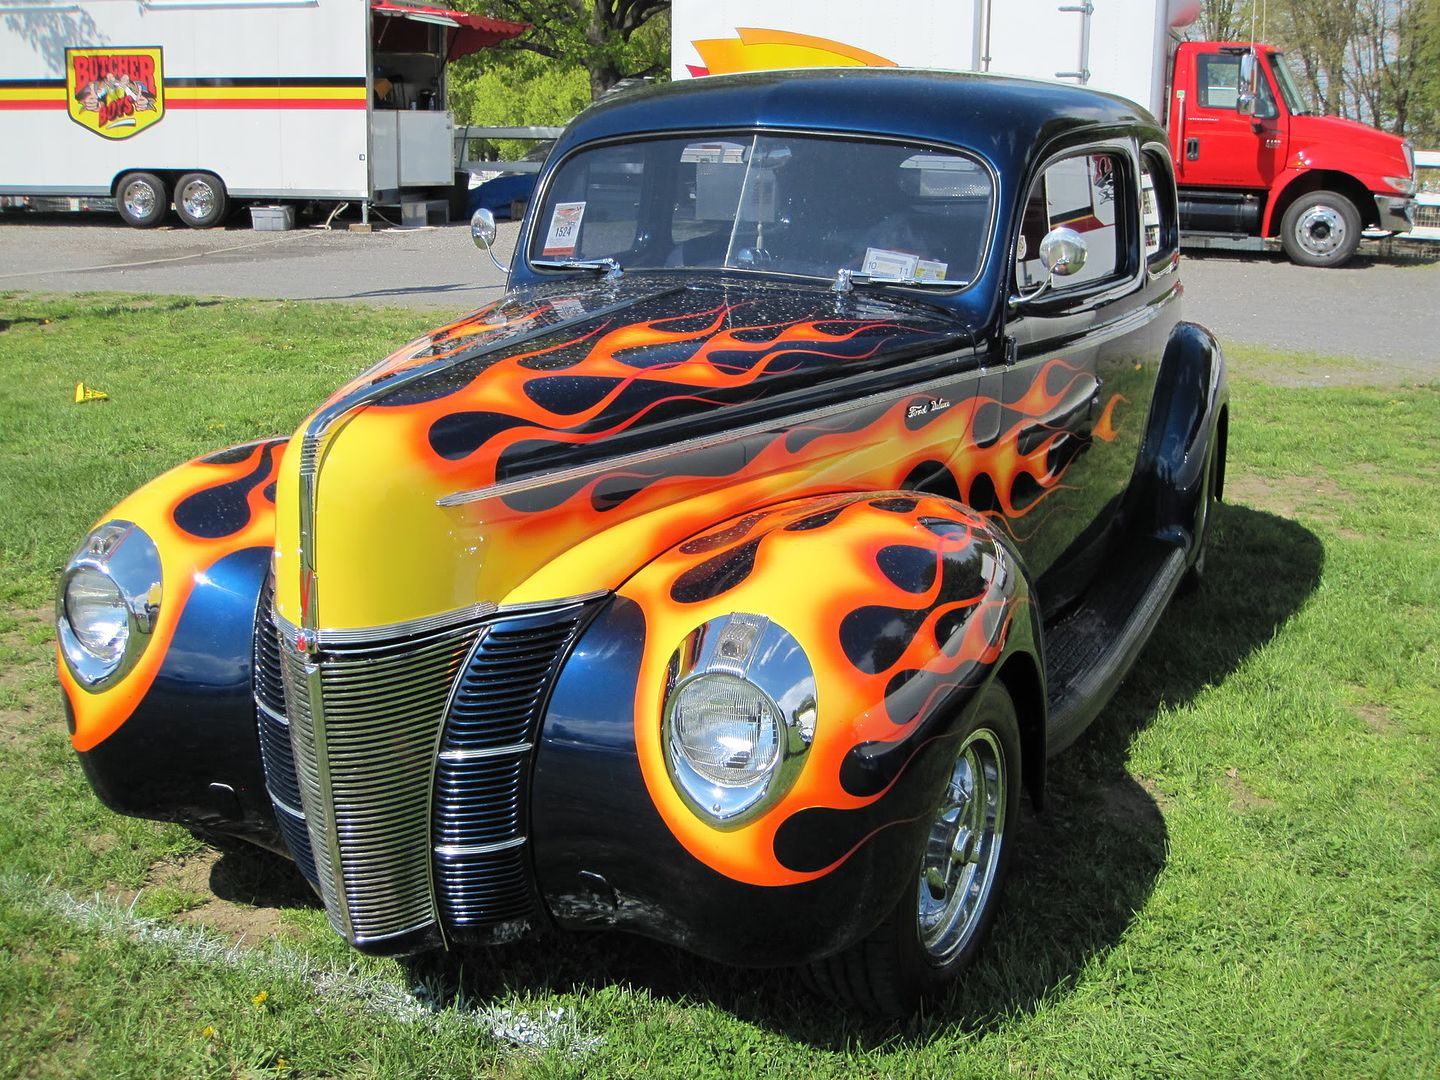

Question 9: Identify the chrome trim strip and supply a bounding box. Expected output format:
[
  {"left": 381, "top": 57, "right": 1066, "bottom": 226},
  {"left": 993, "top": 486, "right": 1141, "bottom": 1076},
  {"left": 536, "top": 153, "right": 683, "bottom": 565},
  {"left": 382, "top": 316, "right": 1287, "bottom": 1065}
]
[
  {"left": 268, "top": 793, "right": 306, "bottom": 819},
  {"left": 438, "top": 742, "right": 532, "bottom": 763},
  {"left": 434, "top": 836, "right": 527, "bottom": 858},
  {"left": 435, "top": 357, "right": 973, "bottom": 507},
  {"left": 274, "top": 592, "right": 605, "bottom": 647},
  {"left": 256, "top": 699, "right": 289, "bottom": 727}
]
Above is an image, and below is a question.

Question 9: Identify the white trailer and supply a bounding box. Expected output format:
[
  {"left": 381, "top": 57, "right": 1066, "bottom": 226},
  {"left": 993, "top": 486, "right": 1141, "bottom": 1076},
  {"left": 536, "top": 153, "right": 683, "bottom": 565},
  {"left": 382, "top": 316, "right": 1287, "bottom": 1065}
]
[
  {"left": 671, "top": 0, "right": 1200, "bottom": 121},
  {"left": 0, "top": 0, "right": 525, "bottom": 226}
]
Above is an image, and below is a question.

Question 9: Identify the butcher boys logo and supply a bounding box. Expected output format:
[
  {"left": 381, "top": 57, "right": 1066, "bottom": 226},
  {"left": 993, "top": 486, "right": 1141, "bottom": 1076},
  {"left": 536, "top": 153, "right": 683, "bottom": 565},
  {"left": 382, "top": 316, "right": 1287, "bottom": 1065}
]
[{"left": 66, "top": 47, "right": 165, "bottom": 139}]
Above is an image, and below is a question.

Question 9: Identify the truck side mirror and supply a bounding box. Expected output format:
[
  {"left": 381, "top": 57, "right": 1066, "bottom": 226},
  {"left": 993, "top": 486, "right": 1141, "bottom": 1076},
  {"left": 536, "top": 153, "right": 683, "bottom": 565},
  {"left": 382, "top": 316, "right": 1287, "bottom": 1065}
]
[{"left": 1236, "top": 52, "right": 1258, "bottom": 116}]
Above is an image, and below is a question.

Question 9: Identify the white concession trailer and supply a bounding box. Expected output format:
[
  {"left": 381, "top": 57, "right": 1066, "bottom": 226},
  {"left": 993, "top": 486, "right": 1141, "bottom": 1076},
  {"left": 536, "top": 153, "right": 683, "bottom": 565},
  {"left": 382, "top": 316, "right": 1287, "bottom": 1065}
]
[{"left": 0, "top": 0, "right": 525, "bottom": 226}]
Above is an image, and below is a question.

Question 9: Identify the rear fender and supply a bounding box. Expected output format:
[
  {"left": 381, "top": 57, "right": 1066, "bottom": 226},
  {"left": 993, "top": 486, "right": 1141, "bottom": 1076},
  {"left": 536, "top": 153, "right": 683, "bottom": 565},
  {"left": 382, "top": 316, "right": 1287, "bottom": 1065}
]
[
  {"left": 1127, "top": 321, "right": 1228, "bottom": 556},
  {"left": 59, "top": 438, "right": 286, "bottom": 839},
  {"left": 531, "top": 490, "right": 1042, "bottom": 964}
]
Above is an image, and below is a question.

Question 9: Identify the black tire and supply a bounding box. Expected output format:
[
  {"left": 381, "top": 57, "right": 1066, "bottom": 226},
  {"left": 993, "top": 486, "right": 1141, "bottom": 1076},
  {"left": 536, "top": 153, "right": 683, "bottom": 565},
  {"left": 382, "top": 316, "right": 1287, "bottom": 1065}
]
[
  {"left": 806, "top": 682, "right": 1022, "bottom": 1018},
  {"left": 115, "top": 171, "right": 167, "bottom": 228},
  {"left": 174, "top": 172, "right": 229, "bottom": 228},
  {"left": 1279, "top": 190, "right": 1362, "bottom": 268}
]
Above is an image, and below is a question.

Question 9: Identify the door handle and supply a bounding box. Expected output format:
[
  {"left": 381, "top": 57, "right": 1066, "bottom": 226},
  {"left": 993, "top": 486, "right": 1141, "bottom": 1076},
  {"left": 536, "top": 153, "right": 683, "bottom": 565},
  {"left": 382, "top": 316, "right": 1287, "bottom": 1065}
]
[{"left": 1186, "top": 137, "right": 1200, "bottom": 161}]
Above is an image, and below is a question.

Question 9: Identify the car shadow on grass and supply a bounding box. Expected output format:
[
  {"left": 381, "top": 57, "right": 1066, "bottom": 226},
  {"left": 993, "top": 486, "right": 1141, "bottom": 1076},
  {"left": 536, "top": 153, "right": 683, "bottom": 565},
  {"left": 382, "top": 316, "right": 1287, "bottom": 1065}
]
[{"left": 238, "top": 502, "right": 1323, "bottom": 1047}]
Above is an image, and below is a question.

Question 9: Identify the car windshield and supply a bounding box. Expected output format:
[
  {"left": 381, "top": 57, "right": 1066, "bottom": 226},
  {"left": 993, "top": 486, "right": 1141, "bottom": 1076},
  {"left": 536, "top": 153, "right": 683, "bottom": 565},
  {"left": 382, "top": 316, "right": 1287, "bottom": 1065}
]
[{"left": 529, "top": 132, "right": 993, "bottom": 287}]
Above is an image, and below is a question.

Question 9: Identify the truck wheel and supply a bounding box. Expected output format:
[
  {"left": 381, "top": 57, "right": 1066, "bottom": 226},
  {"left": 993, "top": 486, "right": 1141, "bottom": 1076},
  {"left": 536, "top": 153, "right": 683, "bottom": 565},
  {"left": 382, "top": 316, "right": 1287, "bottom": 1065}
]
[
  {"left": 115, "top": 172, "right": 168, "bottom": 229},
  {"left": 805, "top": 682, "right": 1020, "bottom": 1018},
  {"left": 175, "top": 173, "right": 229, "bottom": 229},
  {"left": 1280, "top": 191, "right": 1362, "bottom": 267}
]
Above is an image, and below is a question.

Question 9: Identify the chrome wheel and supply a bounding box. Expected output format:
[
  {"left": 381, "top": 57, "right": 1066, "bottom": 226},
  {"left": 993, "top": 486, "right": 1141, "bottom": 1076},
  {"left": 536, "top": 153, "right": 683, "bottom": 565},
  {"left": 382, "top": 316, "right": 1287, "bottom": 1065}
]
[
  {"left": 180, "top": 178, "right": 215, "bottom": 219},
  {"left": 174, "top": 172, "right": 228, "bottom": 228},
  {"left": 123, "top": 183, "right": 157, "bottom": 220},
  {"left": 917, "top": 727, "right": 1007, "bottom": 965},
  {"left": 1293, "top": 204, "right": 1347, "bottom": 259},
  {"left": 1280, "top": 190, "right": 1362, "bottom": 267}
]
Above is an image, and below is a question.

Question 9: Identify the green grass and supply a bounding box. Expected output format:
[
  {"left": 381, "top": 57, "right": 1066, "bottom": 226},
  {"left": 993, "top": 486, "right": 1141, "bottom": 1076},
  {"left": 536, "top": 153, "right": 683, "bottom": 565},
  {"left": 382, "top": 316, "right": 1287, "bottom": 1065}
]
[{"left": 1, "top": 292, "right": 1437, "bottom": 1078}]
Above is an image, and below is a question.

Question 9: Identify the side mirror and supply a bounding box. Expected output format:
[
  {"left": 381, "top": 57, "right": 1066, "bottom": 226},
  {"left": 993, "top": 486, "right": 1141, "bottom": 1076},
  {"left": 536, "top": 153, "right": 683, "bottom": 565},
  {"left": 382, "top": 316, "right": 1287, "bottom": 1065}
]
[
  {"left": 1039, "top": 226, "right": 1087, "bottom": 278},
  {"left": 470, "top": 207, "right": 510, "bottom": 274},
  {"left": 1016, "top": 226, "right": 1088, "bottom": 306},
  {"left": 1238, "top": 52, "right": 1257, "bottom": 87},
  {"left": 1236, "top": 52, "right": 1258, "bottom": 116}
]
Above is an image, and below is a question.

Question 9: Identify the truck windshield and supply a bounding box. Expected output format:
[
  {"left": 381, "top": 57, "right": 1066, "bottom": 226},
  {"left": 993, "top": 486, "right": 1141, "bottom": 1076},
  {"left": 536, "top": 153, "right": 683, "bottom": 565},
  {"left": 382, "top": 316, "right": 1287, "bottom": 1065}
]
[
  {"left": 529, "top": 132, "right": 993, "bottom": 287},
  {"left": 1269, "top": 53, "right": 1310, "bottom": 116}
]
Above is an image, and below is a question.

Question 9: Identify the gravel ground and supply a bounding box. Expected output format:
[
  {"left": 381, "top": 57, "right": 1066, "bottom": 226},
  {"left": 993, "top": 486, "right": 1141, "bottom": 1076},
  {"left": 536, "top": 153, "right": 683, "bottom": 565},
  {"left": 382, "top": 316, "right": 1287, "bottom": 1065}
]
[{"left": 2, "top": 214, "right": 1437, "bottom": 375}]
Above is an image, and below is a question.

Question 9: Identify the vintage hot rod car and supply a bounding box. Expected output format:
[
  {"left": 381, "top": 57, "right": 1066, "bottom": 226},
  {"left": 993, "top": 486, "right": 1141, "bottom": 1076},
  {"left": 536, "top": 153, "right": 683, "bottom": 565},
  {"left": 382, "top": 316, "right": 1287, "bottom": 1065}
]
[{"left": 57, "top": 70, "right": 1227, "bottom": 1017}]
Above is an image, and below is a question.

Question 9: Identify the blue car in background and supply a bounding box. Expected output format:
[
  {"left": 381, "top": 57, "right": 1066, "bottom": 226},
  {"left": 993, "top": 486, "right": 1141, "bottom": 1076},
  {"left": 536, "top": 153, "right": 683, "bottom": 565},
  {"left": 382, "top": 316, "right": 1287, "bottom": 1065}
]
[{"left": 464, "top": 141, "right": 553, "bottom": 219}]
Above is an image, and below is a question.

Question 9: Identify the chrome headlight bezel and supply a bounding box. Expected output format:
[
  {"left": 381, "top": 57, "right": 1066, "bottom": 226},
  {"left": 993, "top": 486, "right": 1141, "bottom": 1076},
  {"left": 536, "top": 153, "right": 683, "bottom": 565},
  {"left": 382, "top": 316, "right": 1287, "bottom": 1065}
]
[
  {"left": 662, "top": 613, "right": 817, "bottom": 829},
  {"left": 56, "top": 521, "right": 162, "bottom": 689}
]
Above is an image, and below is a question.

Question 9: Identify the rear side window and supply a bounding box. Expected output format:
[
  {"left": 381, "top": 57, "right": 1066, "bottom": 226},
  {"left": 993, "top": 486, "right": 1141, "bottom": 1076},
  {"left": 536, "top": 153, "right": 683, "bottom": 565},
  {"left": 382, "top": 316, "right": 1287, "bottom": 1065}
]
[
  {"left": 1140, "top": 149, "right": 1178, "bottom": 266},
  {"left": 1015, "top": 150, "right": 1126, "bottom": 293}
]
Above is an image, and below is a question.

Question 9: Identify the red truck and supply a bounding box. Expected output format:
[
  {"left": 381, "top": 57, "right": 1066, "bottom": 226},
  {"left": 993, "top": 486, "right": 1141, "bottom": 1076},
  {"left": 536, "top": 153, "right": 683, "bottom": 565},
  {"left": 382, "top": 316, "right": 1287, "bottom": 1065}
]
[{"left": 671, "top": 0, "right": 1418, "bottom": 267}]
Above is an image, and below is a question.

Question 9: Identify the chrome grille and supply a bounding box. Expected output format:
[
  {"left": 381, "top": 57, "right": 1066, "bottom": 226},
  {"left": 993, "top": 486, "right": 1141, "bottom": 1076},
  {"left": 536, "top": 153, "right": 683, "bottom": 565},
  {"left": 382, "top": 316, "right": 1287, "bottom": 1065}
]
[
  {"left": 279, "top": 614, "right": 482, "bottom": 947},
  {"left": 253, "top": 579, "right": 317, "bottom": 885},
  {"left": 433, "top": 600, "right": 599, "bottom": 936}
]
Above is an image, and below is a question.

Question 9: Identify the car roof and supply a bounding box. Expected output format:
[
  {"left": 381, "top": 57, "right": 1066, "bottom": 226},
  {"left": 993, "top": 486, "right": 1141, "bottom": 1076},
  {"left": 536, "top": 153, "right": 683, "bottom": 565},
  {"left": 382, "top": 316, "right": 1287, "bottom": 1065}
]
[{"left": 553, "top": 68, "right": 1158, "bottom": 169}]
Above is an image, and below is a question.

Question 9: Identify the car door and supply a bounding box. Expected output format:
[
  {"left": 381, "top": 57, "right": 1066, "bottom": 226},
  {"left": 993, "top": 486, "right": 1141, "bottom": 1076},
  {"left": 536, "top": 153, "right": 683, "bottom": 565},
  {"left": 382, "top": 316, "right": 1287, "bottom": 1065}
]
[{"left": 998, "top": 142, "right": 1173, "bottom": 616}]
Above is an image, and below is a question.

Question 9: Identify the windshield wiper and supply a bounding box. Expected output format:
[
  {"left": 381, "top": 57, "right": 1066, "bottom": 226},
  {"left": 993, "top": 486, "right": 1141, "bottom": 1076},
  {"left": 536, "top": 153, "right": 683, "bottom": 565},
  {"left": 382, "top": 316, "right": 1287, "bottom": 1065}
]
[
  {"left": 832, "top": 268, "right": 967, "bottom": 293},
  {"left": 532, "top": 257, "right": 623, "bottom": 281}
]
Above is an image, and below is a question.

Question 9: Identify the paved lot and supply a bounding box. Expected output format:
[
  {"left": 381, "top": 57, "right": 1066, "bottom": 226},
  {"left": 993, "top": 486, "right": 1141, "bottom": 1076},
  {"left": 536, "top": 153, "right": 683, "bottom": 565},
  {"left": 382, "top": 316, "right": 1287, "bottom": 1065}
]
[{"left": 2, "top": 215, "right": 1437, "bottom": 374}]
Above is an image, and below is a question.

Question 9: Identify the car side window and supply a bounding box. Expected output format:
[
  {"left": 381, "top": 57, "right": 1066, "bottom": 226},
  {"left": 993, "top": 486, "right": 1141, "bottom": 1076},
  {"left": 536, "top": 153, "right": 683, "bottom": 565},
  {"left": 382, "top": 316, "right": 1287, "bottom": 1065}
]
[
  {"left": 1015, "top": 151, "right": 1125, "bottom": 293},
  {"left": 1140, "top": 150, "right": 1178, "bottom": 267}
]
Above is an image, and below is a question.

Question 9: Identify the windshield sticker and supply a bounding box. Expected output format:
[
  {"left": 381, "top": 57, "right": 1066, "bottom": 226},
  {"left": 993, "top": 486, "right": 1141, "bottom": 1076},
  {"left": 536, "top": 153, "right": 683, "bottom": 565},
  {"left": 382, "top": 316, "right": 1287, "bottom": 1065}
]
[
  {"left": 915, "top": 259, "right": 948, "bottom": 281},
  {"left": 862, "top": 247, "right": 919, "bottom": 279},
  {"left": 542, "top": 202, "right": 586, "bottom": 257}
]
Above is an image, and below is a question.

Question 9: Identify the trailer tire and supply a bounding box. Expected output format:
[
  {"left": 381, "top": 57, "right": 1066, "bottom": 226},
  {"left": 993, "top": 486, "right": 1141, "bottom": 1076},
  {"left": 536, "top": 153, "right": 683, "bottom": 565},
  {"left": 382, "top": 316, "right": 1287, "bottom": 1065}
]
[
  {"left": 1280, "top": 190, "right": 1362, "bottom": 268},
  {"left": 115, "top": 172, "right": 168, "bottom": 229},
  {"left": 175, "top": 173, "right": 229, "bottom": 229}
]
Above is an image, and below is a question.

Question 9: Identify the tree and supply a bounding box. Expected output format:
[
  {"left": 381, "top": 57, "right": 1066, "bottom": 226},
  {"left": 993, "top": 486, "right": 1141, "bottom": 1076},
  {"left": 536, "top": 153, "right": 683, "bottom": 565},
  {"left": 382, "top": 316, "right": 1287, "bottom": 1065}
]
[{"left": 469, "top": 0, "right": 671, "bottom": 100}]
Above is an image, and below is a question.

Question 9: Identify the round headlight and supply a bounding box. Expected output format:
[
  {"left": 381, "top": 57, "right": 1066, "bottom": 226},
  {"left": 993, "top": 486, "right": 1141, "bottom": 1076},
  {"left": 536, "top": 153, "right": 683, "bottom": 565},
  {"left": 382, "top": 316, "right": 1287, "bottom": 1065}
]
[
  {"left": 670, "top": 672, "right": 781, "bottom": 787},
  {"left": 64, "top": 567, "right": 129, "bottom": 665},
  {"left": 56, "top": 521, "right": 162, "bottom": 689},
  {"left": 661, "top": 613, "right": 817, "bottom": 827}
]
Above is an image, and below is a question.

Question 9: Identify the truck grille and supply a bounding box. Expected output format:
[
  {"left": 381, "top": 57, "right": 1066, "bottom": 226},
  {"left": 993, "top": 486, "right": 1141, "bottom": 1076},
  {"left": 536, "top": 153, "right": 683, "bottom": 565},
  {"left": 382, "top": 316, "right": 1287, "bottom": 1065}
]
[
  {"left": 263, "top": 595, "right": 601, "bottom": 951},
  {"left": 433, "top": 601, "right": 599, "bottom": 937}
]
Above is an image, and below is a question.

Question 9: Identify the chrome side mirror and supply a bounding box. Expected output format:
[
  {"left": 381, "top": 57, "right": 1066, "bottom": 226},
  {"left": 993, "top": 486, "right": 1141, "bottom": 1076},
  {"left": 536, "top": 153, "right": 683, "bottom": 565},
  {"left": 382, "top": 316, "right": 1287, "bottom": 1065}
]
[
  {"left": 1236, "top": 52, "right": 1258, "bottom": 116},
  {"left": 1017, "top": 226, "right": 1088, "bottom": 306},
  {"left": 470, "top": 208, "right": 510, "bottom": 274},
  {"left": 1039, "top": 226, "right": 1087, "bottom": 278}
]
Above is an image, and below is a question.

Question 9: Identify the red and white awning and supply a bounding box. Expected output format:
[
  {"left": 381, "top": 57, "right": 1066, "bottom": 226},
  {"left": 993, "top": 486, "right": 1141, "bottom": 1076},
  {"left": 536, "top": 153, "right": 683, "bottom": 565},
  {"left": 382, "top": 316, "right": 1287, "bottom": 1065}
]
[{"left": 371, "top": 2, "right": 528, "bottom": 59}]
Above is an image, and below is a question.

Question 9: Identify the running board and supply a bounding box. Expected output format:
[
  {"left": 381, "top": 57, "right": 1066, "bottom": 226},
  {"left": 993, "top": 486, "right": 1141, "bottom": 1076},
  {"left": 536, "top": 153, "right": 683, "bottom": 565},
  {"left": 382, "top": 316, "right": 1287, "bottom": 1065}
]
[{"left": 1043, "top": 536, "right": 1188, "bottom": 756}]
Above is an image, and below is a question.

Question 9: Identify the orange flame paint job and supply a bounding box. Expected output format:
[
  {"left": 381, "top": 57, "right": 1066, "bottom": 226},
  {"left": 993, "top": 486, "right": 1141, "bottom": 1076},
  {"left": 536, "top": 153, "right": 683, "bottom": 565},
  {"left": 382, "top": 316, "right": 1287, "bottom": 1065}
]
[
  {"left": 62, "top": 439, "right": 286, "bottom": 751},
  {"left": 619, "top": 493, "right": 1018, "bottom": 886}
]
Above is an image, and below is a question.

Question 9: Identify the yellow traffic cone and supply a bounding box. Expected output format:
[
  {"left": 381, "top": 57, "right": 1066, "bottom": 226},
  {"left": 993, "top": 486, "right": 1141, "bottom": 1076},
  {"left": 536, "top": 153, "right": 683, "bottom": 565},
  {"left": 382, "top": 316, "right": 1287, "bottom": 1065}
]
[{"left": 74, "top": 382, "right": 109, "bottom": 403}]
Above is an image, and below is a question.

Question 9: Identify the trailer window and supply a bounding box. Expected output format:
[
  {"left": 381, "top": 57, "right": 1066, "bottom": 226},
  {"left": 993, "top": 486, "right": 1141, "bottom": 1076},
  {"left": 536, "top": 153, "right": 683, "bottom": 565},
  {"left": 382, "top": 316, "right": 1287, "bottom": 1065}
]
[{"left": 1015, "top": 151, "right": 1126, "bottom": 293}]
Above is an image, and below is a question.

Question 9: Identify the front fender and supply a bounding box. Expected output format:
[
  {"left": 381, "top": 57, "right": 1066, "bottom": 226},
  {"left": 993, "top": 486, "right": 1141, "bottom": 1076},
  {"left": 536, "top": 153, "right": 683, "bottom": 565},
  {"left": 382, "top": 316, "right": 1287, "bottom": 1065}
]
[
  {"left": 530, "top": 490, "right": 1039, "bottom": 965},
  {"left": 59, "top": 438, "right": 286, "bottom": 840}
]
